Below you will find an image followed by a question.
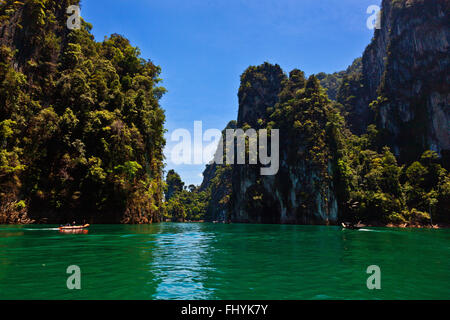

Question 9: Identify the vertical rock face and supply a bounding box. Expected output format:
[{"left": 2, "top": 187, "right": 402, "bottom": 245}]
[
  {"left": 318, "top": 57, "right": 362, "bottom": 102},
  {"left": 199, "top": 0, "right": 449, "bottom": 225},
  {"left": 237, "top": 63, "right": 285, "bottom": 128},
  {"left": 231, "top": 154, "right": 339, "bottom": 225},
  {"left": 232, "top": 64, "right": 283, "bottom": 223},
  {"left": 200, "top": 121, "right": 236, "bottom": 222},
  {"left": 233, "top": 64, "right": 285, "bottom": 223},
  {"left": 201, "top": 65, "right": 339, "bottom": 225},
  {"left": 357, "top": 0, "right": 449, "bottom": 161},
  {"left": 0, "top": 0, "right": 76, "bottom": 69},
  {"left": 231, "top": 66, "right": 339, "bottom": 225}
]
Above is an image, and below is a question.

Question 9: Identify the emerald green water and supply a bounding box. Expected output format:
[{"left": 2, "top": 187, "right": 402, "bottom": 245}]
[{"left": 0, "top": 223, "right": 448, "bottom": 300}]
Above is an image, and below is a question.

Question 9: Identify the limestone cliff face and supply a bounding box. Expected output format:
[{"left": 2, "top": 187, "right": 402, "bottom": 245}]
[
  {"left": 237, "top": 63, "right": 285, "bottom": 128},
  {"left": 231, "top": 153, "right": 338, "bottom": 225},
  {"left": 0, "top": 0, "right": 77, "bottom": 71},
  {"left": 201, "top": 65, "right": 340, "bottom": 225},
  {"left": 347, "top": 0, "right": 449, "bottom": 161},
  {"left": 376, "top": 0, "right": 449, "bottom": 162},
  {"left": 200, "top": 121, "right": 236, "bottom": 222},
  {"left": 231, "top": 66, "right": 339, "bottom": 225},
  {"left": 232, "top": 64, "right": 287, "bottom": 223},
  {"left": 200, "top": 0, "right": 449, "bottom": 225}
]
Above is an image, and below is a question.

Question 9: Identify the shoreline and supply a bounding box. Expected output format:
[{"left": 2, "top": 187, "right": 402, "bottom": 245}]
[
  {"left": 376, "top": 223, "right": 448, "bottom": 229},
  {"left": 2, "top": 221, "right": 448, "bottom": 229},
  {"left": 186, "top": 221, "right": 450, "bottom": 229}
]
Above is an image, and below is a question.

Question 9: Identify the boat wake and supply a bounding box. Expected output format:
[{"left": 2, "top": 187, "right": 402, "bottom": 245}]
[{"left": 23, "top": 228, "right": 60, "bottom": 231}]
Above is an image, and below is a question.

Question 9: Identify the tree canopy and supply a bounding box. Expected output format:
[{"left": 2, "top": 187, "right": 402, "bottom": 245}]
[{"left": 0, "top": 0, "right": 166, "bottom": 223}]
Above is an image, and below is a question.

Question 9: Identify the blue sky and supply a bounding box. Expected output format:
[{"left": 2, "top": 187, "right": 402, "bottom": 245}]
[{"left": 81, "top": 0, "right": 382, "bottom": 186}]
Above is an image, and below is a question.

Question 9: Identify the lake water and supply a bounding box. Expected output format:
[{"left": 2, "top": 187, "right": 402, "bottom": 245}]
[{"left": 0, "top": 223, "right": 448, "bottom": 299}]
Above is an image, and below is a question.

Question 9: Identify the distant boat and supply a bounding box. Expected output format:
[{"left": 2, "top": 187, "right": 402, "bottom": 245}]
[
  {"left": 59, "top": 224, "right": 89, "bottom": 234},
  {"left": 59, "top": 224, "right": 90, "bottom": 230},
  {"left": 341, "top": 222, "right": 364, "bottom": 230}
]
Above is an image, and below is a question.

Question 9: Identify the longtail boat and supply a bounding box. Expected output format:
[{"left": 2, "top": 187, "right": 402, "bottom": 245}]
[{"left": 59, "top": 224, "right": 90, "bottom": 231}]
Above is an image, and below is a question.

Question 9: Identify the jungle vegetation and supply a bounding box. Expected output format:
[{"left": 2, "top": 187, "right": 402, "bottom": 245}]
[
  {"left": 0, "top": 0, "right": 166, "bottom": 223},
  {"left": 164, "top": 169, "right": 209, "bottom": 222}
]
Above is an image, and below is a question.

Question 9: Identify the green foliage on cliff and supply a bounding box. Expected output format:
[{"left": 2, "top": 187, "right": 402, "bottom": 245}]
[
  {"left": 165, "top": 169, "right": 184, "bottom": 201},
  {"left": 317, "top": 57, "right": 362, "bottom": 101},
  {"left": 0, "top": 0, "right": 166, "bottom": 223},
  {"left": 202, "top": 61, "right": 449, "bottom": 226},
  {"left": 197, "top": 120, "right": 236, "bottom": 222},
  {"left": 333, "top": 125, "right": 450, "bottom": 225},
  {"left": 271, "top": 71, "right": 336, "bottom": 171},
  {"left": 164, "top": 170, "right": 209, "bottom": 222}
]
